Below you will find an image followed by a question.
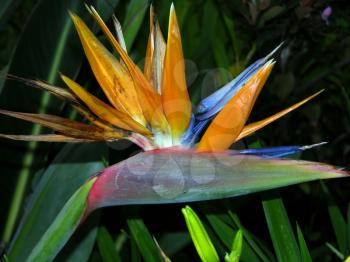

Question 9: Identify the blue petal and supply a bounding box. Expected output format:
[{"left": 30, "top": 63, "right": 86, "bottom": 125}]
[
  {"left": 237, "top": 142, "right": 327, "bottom": 158},
  {"left": 182, "top": 118, "right": 210, "bottom": 145},
  {"left": 238, "top": 146, "right": 301, "bottom": 158},
  {"left": 196, "top": 43, "right": 283, "bottom": 121},
  {"left": 181, "top": 114, "right": 195, "bottom": 143}
]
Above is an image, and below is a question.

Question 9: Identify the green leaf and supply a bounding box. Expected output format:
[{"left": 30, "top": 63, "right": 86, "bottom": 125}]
[
  {"left": 130, "top": 236, "right": 142, "bottom": 262},
  {"left": 122, "top": 0, "right": 148, "bottom": 51},
  {"left": 227, "top": 210, "right": 272, "bottom": 262},
  {"left": 8, "top": 143, "right": 107, "bottom": 261},
  {"left": 296, "top": 224, "right": 312, "bottom": 262},
  {"left": 126, "top": 210, "right": 163, "bottom": 262},
  {"left": 325, "top": 242, "right": 344, "bottom": 260},
  {"left": 159, "top": 232, "right": 191, "bottom": 257},
  {"left": 225, "top": 230, "right": 243, "bottom": 262},
  {"left": 0, "top": 0, "right": 21, "bottom": 28},
  {"left": 27, "top": 176, "right": 97, "bottom": 261},
  {"left": 262, "top": 192, "right": 301, "bottom": 262},
  {"left": 0, "top": 64, "right": 9, "bottom": 94},
  {"left": 56, "top": 211, "right": 100, "bottom": 262},
  {"left": 182, "top": 205, "right": 219, "bottom": 262},
  {"left": 97, "top": 227, "right": 122, "bottom": 262},
  {"left": 328, "top": 202, "right": 348, "bottom": 255},
  {"left": 0, "top": 0, "right": 115, "bottom": 244},
  {"left": 205, "top": 211, "right": 260, "bottom": 262},
  {"left": 258, "top": 6, "right": 286, "bottom": 27}
]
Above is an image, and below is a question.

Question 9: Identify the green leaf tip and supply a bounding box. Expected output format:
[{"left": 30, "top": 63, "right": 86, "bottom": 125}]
[
  {"left": 225, "top": 230, "right": 243, "bottom": 262},
  {"left": 182, "top": 205, "right": 219, "bottom": 262}
]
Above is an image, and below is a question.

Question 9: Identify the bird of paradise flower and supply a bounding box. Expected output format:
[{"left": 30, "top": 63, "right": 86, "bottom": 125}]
[
  {"left": 0, "top": 5, "right": 322, "bottom": 151},
  {"left": 0, "top": 4, "right": 348, "bottom": 261}
]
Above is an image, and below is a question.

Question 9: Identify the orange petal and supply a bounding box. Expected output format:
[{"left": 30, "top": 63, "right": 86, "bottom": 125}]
[
  {"left": 161, "top": 4, "right": 192, "bottom": 141},
  {"left": 197, "top": 61, "right": 274, "bottom": 151},
  {"left": 86, "top": 6, "right": 169, "bottom": 133},
  {"left": 235, "top": 90, "right": 324, "bottom": 141},
  {"left": 61, "top": 74, "right": 151, "bottom": 135},
  {"left": 0, "top": 134, "right": 95, "bottom": 142},
  {"left": 144, "top": 5, "right": 166, "bottom": 93},
  {"left": 0, "top": 110, "right": 124, "bottom": 140},
  {"left": 70, "top": 13, "right": 146, "bottom": 126}
]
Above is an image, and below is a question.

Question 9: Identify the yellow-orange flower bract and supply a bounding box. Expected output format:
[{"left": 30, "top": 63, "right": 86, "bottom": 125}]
[{"left": 0, "top": 4, "right": 322, "bottom": 152}]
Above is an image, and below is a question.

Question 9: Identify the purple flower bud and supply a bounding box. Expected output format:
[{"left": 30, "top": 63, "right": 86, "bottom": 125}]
[{"left": 321, "top": 6, "right": 332, "bottom": 24}]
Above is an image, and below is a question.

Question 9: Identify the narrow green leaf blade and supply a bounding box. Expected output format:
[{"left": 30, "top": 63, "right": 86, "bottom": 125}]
[
  {"left": 126, "top": 213, "right": 163, "bottom": 262},
  {"left": 122, "top": 0, "right": 148, "bottom": 50},
  {"left": 262, "top": 193, "right": 301, "bottom": 262},
  {"left": 97, "top": 227, "right": 122, "bottom": 262},
  {"left": 27, "top": 177, "right": 97, "bottom": 262},
  {"left": 56, "top": 212, "right": 100, "bottom": 262},
  {"left": 205, "top": 212, "right": 260, "bottom": 262},
  {"left": 296, "top": 224, "right": 312, "bottom": 262},
  {"left": 328, "top": 203, "right": 348, "bottom": 255},
  {"left": 225, "top": 230, "right": 243, "bottom": 262},
  {"left": 227, "top": 210, "right": 272, "bottom": 262},
  {"left": 0, "top": 0, "right": 116, "bottom": 245},
  {"left": 182, "top": 206, "right": 219, "bottom": 262},
  {"left": 9, "top": 143, "right": 106, "bottom": 261}
]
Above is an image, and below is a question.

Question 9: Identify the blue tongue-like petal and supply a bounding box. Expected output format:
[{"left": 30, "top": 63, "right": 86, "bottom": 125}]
[
  {"left": 182, "top": 44, "right": 283, "bottom": 146},
  {"left": 237, "top": 142, "right": 327, "bottom": 158},
  {"left": 196, "top": 43, "right": 283, "bottom": 121}
]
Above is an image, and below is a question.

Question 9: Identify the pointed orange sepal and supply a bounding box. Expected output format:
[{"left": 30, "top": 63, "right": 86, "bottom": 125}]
[
  {"left": 0, "top": 110, "right": 124, "bottom": 141},
  {"left": 197, "top": 61, "right": 274, "bottom": 151},
  {"left": 235, "top": 90, "right": 324, "bottom": 141},
  {"left": 61, "top": 74, "right": 151, "bottom": 135},
  {"left": 161, "top": 4, "right": 192, "bottom": 141},
  {"left": 144, "top": 5, "right": 166, "bottom": 93},
  {"left": 0, "top": 134, "right": 96, "bottom": 142},
  {"left": 70, "top": 12, "right": 146, "bottom": 126},
  {"left": 86, "top": 7, "right": 169, "bottom": 133}
]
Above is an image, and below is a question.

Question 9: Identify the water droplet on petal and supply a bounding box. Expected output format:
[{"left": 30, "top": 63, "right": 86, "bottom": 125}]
[
  {"left": 153, "top": 156, "right": 185, "bottom": 199},
  {"left": 190, "top": 155, "right": 216, "bottom": 184},
  {"left": 125, "top": 152, "right": 154, "bottom": 177}
]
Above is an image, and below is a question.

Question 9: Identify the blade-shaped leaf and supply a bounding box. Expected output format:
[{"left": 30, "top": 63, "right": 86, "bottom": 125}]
[
  {"left": 97, "top": 226, "right": 122, "bottom": 262},
  {"left": 126, "top": 210, "right": 163, "bottom": 262},
  {"left": 55, "top": 211, "right": 100, "bottom": 262},
  {"left": 182, "top": 205, "right": 219, "bottom": 262},
  {"left": 296, "top": 224, "right": 312, "bottom": 262},
  {"left": 27, "top": 177, "right": 97, "bottom": 262},
  {"left": 262, "top": 192, "right": 301, "bottom": 262},
  {"left": 8, "top": 143, "right": 107, "bottom": 261},
  {"left": 205, "top": 210, "right": 260, "bottom": 262},
  {"left": 122, "top": 0, "right": 148, "bottom": 51},
  {"left": 0, "top": 0, "right": 117, "bottom": 243}
]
